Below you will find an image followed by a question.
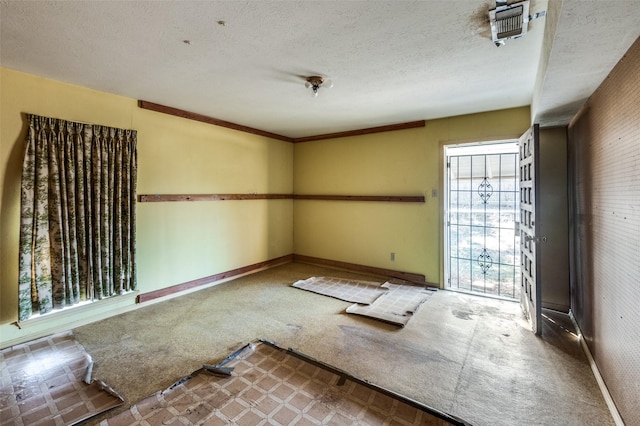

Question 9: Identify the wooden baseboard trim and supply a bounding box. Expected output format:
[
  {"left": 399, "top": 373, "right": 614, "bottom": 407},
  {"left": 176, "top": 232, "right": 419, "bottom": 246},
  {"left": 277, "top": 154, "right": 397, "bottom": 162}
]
[
  {"left": 569, "top": 311, "right": 625, "bottom": 426},
  {"left": 292, "top": 254, "right": 431, "bottom": 286},
  {"left": 137, "top": 254, "right": 293, "bottom": 303},
  {"left": 137, "top": 253, "right": 432, "bottom": 304}
]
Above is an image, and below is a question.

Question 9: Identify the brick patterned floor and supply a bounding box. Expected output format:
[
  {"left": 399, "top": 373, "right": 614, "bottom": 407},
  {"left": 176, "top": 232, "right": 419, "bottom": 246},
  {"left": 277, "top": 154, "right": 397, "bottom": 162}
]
[
  {"left": 0, "top": 331, "right": 124, "bottom": 426},
  {"left": 101, "top": 341, "right": 460, "bottom": 426}
]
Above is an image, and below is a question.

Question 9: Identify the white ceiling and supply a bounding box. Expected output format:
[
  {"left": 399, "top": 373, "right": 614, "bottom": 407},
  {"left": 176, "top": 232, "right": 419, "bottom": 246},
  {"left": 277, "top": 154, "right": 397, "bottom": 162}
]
[{"left": 1, "top": 1, "right": 639, "bottom": 138}]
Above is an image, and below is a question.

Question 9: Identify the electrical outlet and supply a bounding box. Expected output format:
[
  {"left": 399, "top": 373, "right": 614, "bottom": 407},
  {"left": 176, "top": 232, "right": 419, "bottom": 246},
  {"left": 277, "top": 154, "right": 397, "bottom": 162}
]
[{"left": 390, "top": 252, "right": 395, "bottom": 261}]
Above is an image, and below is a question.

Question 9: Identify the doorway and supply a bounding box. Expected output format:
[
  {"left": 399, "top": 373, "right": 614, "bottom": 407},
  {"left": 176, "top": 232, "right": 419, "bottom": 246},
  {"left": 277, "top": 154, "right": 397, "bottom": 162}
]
[{"left": 444, "top": 142, "right": 521, "bottom": 300}]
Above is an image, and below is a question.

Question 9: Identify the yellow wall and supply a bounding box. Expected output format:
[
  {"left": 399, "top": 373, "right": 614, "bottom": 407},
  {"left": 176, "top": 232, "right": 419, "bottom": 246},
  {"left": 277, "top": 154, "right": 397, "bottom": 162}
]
[
  {"left": 0, "top": 68, "right": 293, "bottom": 346},
  {"left": 293, "top": 107, "right": 531, "bottom": 284},
  {"left": 0, "top": 66, "right": 530, "bottom": 347}
]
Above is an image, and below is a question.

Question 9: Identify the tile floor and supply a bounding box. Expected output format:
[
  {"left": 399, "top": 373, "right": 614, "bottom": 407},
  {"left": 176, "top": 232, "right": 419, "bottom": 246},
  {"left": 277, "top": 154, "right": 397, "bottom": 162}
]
[
  {"left": 0, "top": 331, "right": 123, "bottom": 426},
  {"left": 100, "top": 341, "right": 460, "bottom": 426}
]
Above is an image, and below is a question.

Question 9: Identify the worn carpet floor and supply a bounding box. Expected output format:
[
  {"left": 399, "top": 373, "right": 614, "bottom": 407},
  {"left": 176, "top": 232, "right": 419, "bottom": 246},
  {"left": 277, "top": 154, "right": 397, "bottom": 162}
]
[
  {"left": 0, "top": 331, "right": 124, "bottom": 426},
  {"left": 100, "top": 340, "right": 467, "bottom": 426},
  {"left": 73, "top": 262, "right": 615, "bottom": 426}
]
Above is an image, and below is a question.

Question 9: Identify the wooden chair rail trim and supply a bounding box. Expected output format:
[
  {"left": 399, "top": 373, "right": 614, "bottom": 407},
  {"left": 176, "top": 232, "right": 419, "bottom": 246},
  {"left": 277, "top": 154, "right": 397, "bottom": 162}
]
[
  {"left": 294, "top": 194, "right": 425, "bottom": 202},
  {"left": 138, "top": 194, "right": 291, "bottom": 202},
  {"left": 138, "top": 194, "right": 425, "bottom": 203}
]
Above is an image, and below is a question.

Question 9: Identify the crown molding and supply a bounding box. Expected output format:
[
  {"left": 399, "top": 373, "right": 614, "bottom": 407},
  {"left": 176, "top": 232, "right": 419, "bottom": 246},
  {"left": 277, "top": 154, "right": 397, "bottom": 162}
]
[
  {"left": 138, "top": 100, "right": 294, "bottom": 142},
  {"left": 138, "top": 100, "right": 425, "bottom": 143}
]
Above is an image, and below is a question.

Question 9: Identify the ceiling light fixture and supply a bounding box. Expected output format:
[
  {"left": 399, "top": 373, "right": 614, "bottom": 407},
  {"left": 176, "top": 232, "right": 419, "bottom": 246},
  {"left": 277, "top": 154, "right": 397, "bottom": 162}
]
[{"left": 305, "top": 76, "right": 333, "bottom": 97}]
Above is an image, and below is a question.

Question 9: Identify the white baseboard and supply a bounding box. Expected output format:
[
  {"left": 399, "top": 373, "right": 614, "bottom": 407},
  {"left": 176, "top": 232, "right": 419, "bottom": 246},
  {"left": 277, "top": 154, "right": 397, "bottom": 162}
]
[
  {"left": 1, "top": 292, "right": 140, "bottom": 349},
  {"left": 569, "top": 310, "right": 625, "bottom": 426}
]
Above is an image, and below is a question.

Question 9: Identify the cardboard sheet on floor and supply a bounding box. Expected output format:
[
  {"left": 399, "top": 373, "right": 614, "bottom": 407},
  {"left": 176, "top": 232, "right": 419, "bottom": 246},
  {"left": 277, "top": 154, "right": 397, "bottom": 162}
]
[
  {"left": 292, "top": 276, "right": 388, "bottom": 304},
  {"left": 346, "top": 282, "right": 436, "bottom": 327},
  {"left": 0, "top": 330, "right": 124, "bottom": 426},
  {"left": 100, "top": 339, "right": 469, "bottom": 426}
]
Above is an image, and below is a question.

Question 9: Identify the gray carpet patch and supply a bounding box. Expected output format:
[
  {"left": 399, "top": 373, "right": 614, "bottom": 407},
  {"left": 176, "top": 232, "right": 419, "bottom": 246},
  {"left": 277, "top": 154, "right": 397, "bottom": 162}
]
[
  {"left": 291, "top": 276, "right": 388, "bottom": 305},
  {"left": 346, "top": 282, "right": 435, "bottom": 327},
  {"left": 292, "top": 277, "right": 435, "bottom": 327}
]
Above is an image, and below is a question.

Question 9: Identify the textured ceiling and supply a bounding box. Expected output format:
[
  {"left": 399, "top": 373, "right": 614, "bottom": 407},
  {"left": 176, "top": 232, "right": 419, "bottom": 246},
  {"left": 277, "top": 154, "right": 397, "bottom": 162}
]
[{"left": 1, "top": 1, "right": 639, "bottom": 138}]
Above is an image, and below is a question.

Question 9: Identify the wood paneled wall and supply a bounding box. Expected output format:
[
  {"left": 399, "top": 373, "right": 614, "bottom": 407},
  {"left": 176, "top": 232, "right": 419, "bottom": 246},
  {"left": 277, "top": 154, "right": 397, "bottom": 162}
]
[{"left": 568, "top": 37, "right": 640, "bottom": 426}]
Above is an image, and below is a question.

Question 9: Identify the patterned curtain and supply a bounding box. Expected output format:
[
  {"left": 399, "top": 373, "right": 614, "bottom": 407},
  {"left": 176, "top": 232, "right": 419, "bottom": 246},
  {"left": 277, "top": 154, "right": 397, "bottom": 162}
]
[{"left": 18, "top": 114, "right": 137, "bottom": 321}]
